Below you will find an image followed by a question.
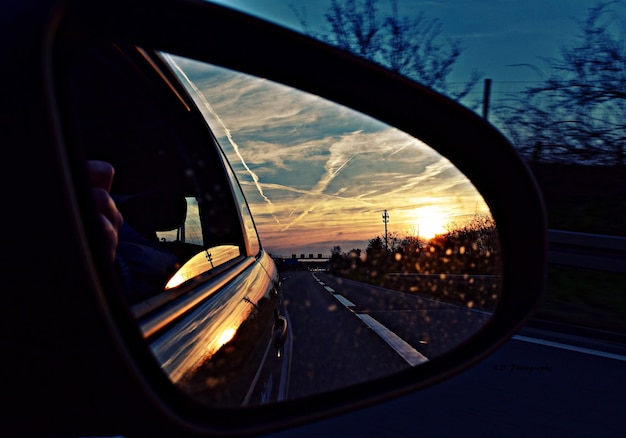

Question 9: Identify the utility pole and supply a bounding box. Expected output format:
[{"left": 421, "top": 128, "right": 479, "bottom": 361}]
[
  {"left": 382, "top": 209, "right": 389, "bottom": 252},
  {"left": 483, "top": 78, "right": 492, "bottom": 120}
]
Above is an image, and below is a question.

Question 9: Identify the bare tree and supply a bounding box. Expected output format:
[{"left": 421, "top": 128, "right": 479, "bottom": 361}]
[
  {"left": 499, "top": 2, "right": 626, "bottom": 165},
  {"left": 380, "top": 1, "right": 481, "bottom": 101},
  {"left": 325, "top": 0, "right": 382, "bottom": 58},
  {"left": 291, "top": 0, "right": 482, "bottom": 103}
]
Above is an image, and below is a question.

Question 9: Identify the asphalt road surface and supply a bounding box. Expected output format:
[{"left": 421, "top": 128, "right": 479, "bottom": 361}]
[{"left": 279, "top": 271, "right": 492, "bottom": 399}]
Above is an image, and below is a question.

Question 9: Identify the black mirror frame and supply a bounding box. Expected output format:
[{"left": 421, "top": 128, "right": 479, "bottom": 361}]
[{"left": 4, "top": 0, "right": 545, "bottom": 436}]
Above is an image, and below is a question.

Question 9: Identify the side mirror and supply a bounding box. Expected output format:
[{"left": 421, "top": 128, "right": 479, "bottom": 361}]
[{"left": 3, "top": 0, "right": 546, "bottom": 436}]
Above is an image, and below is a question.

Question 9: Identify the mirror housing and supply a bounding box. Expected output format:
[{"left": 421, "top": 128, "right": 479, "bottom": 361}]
[{"left": 2, "top": 0, "right": 545, "bottom": 436}]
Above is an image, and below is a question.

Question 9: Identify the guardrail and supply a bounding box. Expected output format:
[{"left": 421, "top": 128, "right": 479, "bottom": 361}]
[{"left": 547, "top": 229, "right": 626, "bottom": 273}]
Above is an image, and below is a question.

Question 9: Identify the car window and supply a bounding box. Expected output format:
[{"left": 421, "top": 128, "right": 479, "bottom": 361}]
[
  {"left": 156, "top": 197, "right": 203, "bottom": 246},
  {"left": 155, "top": 196, "right": 243, "bottom": 290},
  {"left": 53, "top": 40, "right": 253, "bottom": 304}
]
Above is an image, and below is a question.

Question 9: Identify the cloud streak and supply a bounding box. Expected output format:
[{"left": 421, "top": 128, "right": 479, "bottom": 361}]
[{"left": 167, "top": 57, "right": 491, "bottom": 255}]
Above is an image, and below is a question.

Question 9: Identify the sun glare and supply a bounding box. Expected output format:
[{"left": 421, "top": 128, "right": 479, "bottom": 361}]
[
  {"left": 410, "top": 206, "right": 449, "bottom": 240},
  {"left": 217, "top": 327, "right": 237, "bottom": 347}
]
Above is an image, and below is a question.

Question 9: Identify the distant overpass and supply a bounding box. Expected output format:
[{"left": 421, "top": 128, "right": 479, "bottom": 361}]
[{"left": 271, "top": 253, "right": 331, "bottom": 271}]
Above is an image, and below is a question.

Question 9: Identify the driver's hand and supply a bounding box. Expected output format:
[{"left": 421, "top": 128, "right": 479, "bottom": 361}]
[{"left": 87, "top": 160, "right": 124, "bottom": 260}]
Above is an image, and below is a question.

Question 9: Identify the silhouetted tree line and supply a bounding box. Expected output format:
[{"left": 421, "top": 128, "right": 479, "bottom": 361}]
[
  {"left": 291, "top": 0, "right": 482, "bottom": 103},
  {"left": 329, "top": 215, "right": 501, "bottom": 309},
  {"left": 497, "top": 2, "right": 626, "bottom": 166}
]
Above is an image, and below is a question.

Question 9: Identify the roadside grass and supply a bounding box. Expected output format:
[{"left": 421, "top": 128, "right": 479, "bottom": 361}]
[{"left": 533, "top": 266, "right": 626, "bottom": 333}]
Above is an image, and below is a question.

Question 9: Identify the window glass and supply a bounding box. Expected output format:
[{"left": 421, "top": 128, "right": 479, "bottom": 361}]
[
  {"left": 156, "top": 196, "right": 244, "bottom": 290},
  {"left": 157, "top": 197, "right": 203, "bottom": 246}
]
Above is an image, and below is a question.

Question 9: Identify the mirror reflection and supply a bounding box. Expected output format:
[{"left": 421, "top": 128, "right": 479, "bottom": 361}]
[
  {"left": 163, "top": 55, "right": 503, "bottom": 403},
  {"left": 56, "top": 39, "right": 501, "bottom": 408}
]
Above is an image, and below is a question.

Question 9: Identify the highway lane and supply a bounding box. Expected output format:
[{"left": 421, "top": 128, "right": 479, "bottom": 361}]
[
  {"left": 316, "top": 272, "right": 492, "bottom": 359},
  {"left": 280, "top": 271, "right": 493, "bottom": 399},
  {"left": 279, "top": 271, "right": 410, "bottom": 399}
]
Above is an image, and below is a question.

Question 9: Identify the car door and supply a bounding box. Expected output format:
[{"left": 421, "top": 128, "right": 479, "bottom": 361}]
[{"left": 53, "top": 36, "right": 287, "bottom": 407}]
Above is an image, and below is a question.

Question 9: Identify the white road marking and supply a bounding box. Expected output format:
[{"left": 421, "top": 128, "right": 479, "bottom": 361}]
[
  {"left": 513, "top": 335, "right": 626, "bottom": 362},
  {"left": 333, "top": 294, "right": 355, "bottom": 308},
  {"left": 357, "top": 314, "right": 429, "bottom": 366},
  {"left": 315, "top": 274, "right": 428, "bottom": 366}
]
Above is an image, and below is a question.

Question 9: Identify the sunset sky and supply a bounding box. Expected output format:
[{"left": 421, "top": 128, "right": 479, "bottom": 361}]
[{"left": 168, "top": 57, "right": 490, "bottom": 256}]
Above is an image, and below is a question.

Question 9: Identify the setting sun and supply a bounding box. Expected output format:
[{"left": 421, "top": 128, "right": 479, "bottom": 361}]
[{"left": 409, "top": 206, "right": 449, "bottom": 240}]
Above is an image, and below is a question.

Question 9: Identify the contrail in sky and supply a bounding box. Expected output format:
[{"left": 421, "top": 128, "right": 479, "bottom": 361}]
[
  {"left": 166, "top": 57, "right": 280, "bottom": 224},
  {"left": 281, "top": 151, "right": 356, "bottom": 231}
]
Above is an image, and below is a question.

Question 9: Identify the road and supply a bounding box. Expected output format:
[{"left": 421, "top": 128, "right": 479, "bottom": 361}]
[
  {"left": 269, "top": 271, "right": 626, "bottom": 437},
  {"left": 279, "top": 271, "right": 492, "bottom": 399}
]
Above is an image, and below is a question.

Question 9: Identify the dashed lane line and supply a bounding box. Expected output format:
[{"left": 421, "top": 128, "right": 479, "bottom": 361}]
[
  {"left": 314, "top": 273, "right": 428, "bottom": 366},
  {"left": 513, "top": 335, "right": 626, "bottom": 362},
  {"left": 357, "top": 314, "right": 429, "bottom": 366},
  {"left": 333, "top": 294, "right": 355, "bottom": 308}
]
